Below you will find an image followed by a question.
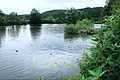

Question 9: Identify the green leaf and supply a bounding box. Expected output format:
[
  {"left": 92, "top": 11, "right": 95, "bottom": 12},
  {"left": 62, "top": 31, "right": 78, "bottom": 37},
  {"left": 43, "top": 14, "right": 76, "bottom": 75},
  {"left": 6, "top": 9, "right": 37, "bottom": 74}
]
[
  {"left": 116, "top": 55, "right": 120, "bottom": 64},
  {"left": 117, "top": 55, "right": 120, "bottom": 61},
  {"left": 93, "top": 77, "right": 98, "bottom": 80},
  {"left": 82, "top": 75, "right": 85, "bottom": 79},
  {"left": 99, "top": 70, "right": 107, "bottom": 77},
  {"left": 117, "top": 45, "right": 120, "bottom": 48},
  {"left": 107, "top": 55, "right": 112, "bottom": 61},
  {"left": 90, "top": 42, "right": 97, "bottom": 45},
  {"left": 96, "top": 66, "right": 102, "bottom": 75},
  {"left": 91, "top": 38, "right": 99, "bottom": 42},
  {"left": 108, "top": 62, "right": 114, "bottom": 66},
  {"left": 88, "top": 70, "right": 98, "bottom": 77},
  {"left": 85, "top": 77, "right": 94, "bottom": 80}
]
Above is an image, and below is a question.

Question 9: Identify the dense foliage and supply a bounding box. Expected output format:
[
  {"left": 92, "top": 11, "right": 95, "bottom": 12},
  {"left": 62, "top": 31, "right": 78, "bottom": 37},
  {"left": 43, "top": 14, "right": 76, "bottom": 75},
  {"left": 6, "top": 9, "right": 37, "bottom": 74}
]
[
  {"left": 41, "top": 10, "right": 66, "bottom": 19},
  {"left": 64, "top": 19, "right": 93, "bottom": 34},
  {"left": 0, "top": 11, "right": 28, "bottom": 26},
  {"left": 30, "top": 8, "right": 41, "bottom": 24},
  {"left": 0, "top": 7, "right": 103, "bottom": 25},
  {"left": 63, "top": 9, "right": 120, "bottom": 80},
  {"left": 79, "top": 7, "right": 103, "bottom": 21},
  {"left": 104, "top": 0, "right": 120, "bottom": 16},
  {"left": 65, "top": 8, "right": 91, "bottom": 24},
  {"left": 41, "top": 7, "right": 103, "bottom": 24}
]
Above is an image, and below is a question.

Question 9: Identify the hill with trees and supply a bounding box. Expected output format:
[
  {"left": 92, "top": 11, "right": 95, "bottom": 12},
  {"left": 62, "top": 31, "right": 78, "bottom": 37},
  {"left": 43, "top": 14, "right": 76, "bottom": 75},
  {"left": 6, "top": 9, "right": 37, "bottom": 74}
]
[
  {"left": 41, "top": 7, "right": 104, "bottom": 23},
  {"left": 0, "top": 7, "right": 105, "bottom": 25}
]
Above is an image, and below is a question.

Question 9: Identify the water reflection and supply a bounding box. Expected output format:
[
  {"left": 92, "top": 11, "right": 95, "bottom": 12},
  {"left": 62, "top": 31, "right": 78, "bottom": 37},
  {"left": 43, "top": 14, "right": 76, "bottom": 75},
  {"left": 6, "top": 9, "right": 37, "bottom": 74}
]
[
  {"left": 6, "top": 25, "right": 21, "bottom": 39},
  {"left": 41, "top": 24, "right": 64, "bottom": 35},
  {"left": 30, "top": 25, "right": 41, "bottom": 40},
  {"left": 0, "top": 24, "right": 92, "bottom": 80},
  {"left": 64, "top": 34, "right": 89, "bottom": 41},
  {"left": 0, "top": 26, "right": 6, "bottom": 46}
]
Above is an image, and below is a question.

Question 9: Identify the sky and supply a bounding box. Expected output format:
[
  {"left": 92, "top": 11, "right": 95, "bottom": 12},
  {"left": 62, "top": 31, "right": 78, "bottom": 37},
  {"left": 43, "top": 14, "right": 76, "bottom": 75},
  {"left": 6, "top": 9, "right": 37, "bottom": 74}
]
[{"left": 0, "top": 0, "right": 106, "bottom": 14}]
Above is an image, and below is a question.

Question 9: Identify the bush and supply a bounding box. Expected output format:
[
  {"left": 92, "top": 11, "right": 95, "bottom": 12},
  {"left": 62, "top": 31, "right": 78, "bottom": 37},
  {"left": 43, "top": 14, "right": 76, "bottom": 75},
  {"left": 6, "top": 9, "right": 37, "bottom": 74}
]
[
  {"left": 64, "top": 19, "right": 93, "bottom": 34},
  {"left": 63, "top": 9, "right": 120, "bottom": 80},
  {"left": 76, "top": 19, "right": 93, "bottom": 32},
  {"left": 64, "top": 24, "right": 77, "bottom": 34},
  {"left": 78, "top": 9, "right": 120, "bottom": 80}
]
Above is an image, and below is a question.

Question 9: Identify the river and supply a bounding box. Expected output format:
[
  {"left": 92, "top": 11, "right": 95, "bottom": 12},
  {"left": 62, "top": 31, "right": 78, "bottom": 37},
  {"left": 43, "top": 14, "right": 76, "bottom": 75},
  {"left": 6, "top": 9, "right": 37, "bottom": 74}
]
[{"left": 0, "top": 24, "right": 92, "bottom": 80}]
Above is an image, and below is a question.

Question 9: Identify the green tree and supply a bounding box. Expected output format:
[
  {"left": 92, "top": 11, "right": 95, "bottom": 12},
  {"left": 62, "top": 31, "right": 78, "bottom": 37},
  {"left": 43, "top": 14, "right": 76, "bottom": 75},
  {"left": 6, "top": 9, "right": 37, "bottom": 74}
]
[
  {"left": 0, "top": 10, "right": 5, "bottom": 16},
  {"left": 30, "top": 8, "right": 41, "bottom": 24},
  {"left": 65, "top": 8, "right": 79, "bottom": 24},
  {"left": 7, "top": 12, "right": 20, "bottom": 25},
  {"left": 65, "top": 8, "right": 90, "bottom": 24},
  {"left": 0, "top": 10, "right": 7, "bottom": 25},
  {"left": 19, "top": 16, "right": 27, "bottom": 24},
  {"left": 104, "top": 0, "right": 120, "bottom": 16},
  {"left": 79, "top": 7, "right": 103, "bottom": 21},
  {"left": 0, "top": 16, "right": 7, "bottom": 25}
]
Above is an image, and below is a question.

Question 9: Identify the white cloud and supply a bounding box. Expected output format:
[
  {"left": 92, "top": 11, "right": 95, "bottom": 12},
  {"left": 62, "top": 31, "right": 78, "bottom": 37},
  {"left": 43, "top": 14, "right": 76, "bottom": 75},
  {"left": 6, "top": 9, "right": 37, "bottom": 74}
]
[{"left": 0, "top": 0, "right": 106, "bottom": 14}]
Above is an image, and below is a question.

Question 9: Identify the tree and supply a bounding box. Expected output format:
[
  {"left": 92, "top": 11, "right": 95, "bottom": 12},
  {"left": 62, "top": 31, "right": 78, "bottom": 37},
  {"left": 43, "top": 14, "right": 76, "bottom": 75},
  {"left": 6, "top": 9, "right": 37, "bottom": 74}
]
[
  {"left": 8, "top": 12, "right": 20, "bottom": 25},
  {"left": 65, "top": 8, "right": 79, "bottom": 24},
  {"left": 19, "top": 16, "right": 27, "bottom": 24},
  {"left": 79, "top": 7, "right": 103, "bottom": 21},
  {"left": 30, "top": 8, "right": 41, "bottom": 24},
  {"left": 104, "top": 0, "right": 120, "bottom": 16},
  {"left": 0, "top": 10, "right": 5, "bottom": 16},
  {"left": 0, "top": 16, "right": 7, "bottom": 25},
  {"left": 65, "top": 8, "right": 91, "bottom": 24}
]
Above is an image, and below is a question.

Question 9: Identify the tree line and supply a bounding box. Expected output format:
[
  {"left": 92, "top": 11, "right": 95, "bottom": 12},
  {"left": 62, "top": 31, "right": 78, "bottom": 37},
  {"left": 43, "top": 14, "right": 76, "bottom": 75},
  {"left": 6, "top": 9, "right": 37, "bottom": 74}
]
[
  {"left": 41, "top": 7, "right": 103, "bottom": 24},
  {"left": 0, "top": 0, "right": 120, "bottom": 26},
  {"left": 0, "top": 11, "right": 28, "bottom": 26},
  {"left": 0, "top": 7, "right": 104, "bottom": 26}
]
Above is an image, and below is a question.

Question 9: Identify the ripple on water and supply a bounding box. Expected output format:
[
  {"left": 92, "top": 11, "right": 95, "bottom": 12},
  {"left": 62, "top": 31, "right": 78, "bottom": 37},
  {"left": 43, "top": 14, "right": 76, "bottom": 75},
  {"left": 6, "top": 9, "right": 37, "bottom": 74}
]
[{"left": 0, "top": 24, "right": 91, "bottom": 79}]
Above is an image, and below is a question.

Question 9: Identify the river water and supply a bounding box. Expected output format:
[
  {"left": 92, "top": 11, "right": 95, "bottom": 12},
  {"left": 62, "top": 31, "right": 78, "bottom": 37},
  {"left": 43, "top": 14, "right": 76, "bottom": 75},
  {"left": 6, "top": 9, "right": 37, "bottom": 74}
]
[{"left": 0, "top": 24, "right": 92, "bottom": 80}]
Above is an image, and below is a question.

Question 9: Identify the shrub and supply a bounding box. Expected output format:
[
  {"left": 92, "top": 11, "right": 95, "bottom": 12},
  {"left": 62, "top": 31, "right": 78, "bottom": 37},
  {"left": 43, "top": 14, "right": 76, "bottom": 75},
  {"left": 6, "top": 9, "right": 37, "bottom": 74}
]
[
  {"left": 75, "top": 19, "right": 93, "bottom": 33},
  {"left": 64, "top": 19, "right": 93, "bottom": 34},
  {"left": 64, "top": 24, "right": 77, "bottom": 34},
  {"left": 78, "top": 9, "right": 120, "bottom": 80},
  {"left": 63, "top": 9, "right": 120, "bottom": 80}
]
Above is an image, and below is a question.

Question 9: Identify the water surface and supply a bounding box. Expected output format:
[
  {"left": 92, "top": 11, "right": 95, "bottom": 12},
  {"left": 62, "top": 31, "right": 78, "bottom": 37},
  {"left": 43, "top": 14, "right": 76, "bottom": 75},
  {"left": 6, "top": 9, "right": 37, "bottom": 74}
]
[{"left": 0, "top": 24, "right": 92, "bottom": 80}]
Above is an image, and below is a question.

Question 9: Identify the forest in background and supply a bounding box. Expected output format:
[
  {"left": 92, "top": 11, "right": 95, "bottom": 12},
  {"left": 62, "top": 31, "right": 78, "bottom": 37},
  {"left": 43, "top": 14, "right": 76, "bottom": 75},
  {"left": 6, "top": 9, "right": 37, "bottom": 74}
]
[
  {"left": 0, "top": 0, "right": 120, "bottom": 26},
  {"left": 0, "top": 7, "right": 103, "bottom": 26}
]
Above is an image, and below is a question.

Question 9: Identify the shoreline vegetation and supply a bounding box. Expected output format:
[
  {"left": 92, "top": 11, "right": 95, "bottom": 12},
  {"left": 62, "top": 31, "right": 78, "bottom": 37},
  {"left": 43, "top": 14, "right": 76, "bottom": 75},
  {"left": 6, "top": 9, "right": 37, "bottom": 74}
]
[
  {"left": 64, "top": 19, "right": 95, "bottom": 35},
  {"left": 39, "top": 9, "right": 120, "bottom": 80},
  {"left": 0, "top": 0, "right": 120, "bottom": 80},
  {"left": 0, "top": 7, "right": 104, "bottom": 26},
  {"left": 63, "top": 9, "right": 120, "bottom": 80}
]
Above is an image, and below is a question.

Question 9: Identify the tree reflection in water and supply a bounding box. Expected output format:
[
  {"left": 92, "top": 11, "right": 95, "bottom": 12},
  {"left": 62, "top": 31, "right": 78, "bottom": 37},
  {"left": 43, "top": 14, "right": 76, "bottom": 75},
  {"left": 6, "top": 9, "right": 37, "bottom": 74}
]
[
  {"left": 0, "top": 26, "right": 6, "bottom": 46},
  {"left": 64, "top": 34, "right": 89, "bottom": 41},
  {"left": 30, "top": 24, "right": 41, "bottom": 40},
  {"left": 7, "top": 25, "right": 21, "bottom": 39}
]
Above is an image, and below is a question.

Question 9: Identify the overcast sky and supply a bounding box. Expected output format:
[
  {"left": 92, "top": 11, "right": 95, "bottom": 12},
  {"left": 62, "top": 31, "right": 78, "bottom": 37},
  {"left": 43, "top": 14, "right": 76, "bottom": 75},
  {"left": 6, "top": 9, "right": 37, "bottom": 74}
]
[{"left": 0, "top": 0, "right": 106, "bottom": 14}]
